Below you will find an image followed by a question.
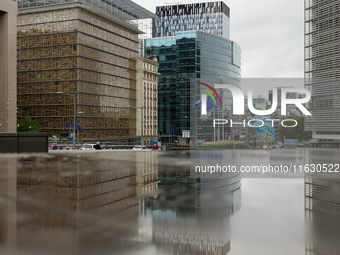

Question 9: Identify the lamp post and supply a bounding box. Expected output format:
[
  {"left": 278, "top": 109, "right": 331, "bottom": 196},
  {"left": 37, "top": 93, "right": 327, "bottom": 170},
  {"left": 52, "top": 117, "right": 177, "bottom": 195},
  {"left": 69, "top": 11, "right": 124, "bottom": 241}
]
[
  {"left": 77, "top": 111, "right": 84, "bottom": 143},
  {"left": 57, "top": 91, "right": 78, "bottom": 150}
]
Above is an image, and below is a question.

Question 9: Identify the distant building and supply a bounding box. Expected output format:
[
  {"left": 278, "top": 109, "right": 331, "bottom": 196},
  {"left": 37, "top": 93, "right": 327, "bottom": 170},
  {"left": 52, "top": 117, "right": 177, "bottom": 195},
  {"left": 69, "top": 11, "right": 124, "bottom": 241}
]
[
  {"left": 268, "top": 88, "right": 304, "bottom": 116},
  {"left": 136, "top": 56, "right": 160, "bottom": 145},
  {"left": 0, "top": 0, "right": 17, "bottom": 133},
  {"left": 17, "top": 0, "right": 156, "bottom": 139}
]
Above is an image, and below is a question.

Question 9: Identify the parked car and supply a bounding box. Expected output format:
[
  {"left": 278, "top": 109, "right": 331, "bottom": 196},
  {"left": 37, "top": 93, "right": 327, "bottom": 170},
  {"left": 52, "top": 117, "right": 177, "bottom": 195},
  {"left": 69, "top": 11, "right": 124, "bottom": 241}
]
[{"left": 132, "top": 145, "right": 147, "bottom": 150}]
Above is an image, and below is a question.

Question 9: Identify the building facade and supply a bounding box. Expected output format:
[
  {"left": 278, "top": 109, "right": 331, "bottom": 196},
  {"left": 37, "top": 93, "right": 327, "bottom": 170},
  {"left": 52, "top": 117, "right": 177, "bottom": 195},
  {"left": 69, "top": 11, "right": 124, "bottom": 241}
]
[
  {"left": 0, "top": 0, "right": 17, "bottom": 133},
  {"left": 136, "top": 56, "right": 160, "bottom": 145},
  {"left": 146, "top": 2, "right": 241, "bottom": 142},
  {"left": 17, "top": 0, "right": 156, "bottom": 139},
  {"left": 304, "top": 0, "right": 340, "bottom": 140},
  {"left": 153, "top": 1, "right": 230, "bottom": 39}
]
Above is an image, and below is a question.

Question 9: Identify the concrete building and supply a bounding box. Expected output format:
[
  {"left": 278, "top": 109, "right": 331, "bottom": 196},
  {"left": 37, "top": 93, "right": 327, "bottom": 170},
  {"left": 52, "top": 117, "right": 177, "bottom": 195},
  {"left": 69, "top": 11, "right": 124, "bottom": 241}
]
[
  {"left": 136, "top": 55, "right": 160, "bottom": 145},
  {"left": 16, "top": 0, "right": 156, "bottom": 139},
  {"left": 304, "top": 0, "right": 340, "bottom": 140},
  {"left": 0, "top": 0, "right": 17, "bottom": 133}
]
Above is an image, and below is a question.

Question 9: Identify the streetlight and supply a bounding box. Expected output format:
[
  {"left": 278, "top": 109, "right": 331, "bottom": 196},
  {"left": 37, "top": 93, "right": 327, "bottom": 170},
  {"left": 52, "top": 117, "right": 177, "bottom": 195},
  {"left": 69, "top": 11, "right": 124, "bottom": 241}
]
[
  {"left": 77, "top": 111, "right": 84, "bottom": 142},
  {"left": 128, "top": 105, "right": 145, "bottom": 149},
  {"left": 57, "top": 91, "right": 78, "bottom": 150}
]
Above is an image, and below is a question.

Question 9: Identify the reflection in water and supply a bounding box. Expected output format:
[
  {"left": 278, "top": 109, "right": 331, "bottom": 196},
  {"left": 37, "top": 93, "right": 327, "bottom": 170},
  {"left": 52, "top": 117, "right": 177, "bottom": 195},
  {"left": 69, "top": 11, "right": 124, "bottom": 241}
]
[
  {"left": 0, "top": 158, "right": 17, "bottom": 249},
  {"left": 1, "top": 149, "right": 339, "bottom": 254},
  {"left": 146, "top": 151, "right": 242, "bottom": 255},
  {"left": 305, "top": 150, "right": 340, "bottom": 255},
  {"left": 0, "top": 152, "right": 159, "bottom": 254}
]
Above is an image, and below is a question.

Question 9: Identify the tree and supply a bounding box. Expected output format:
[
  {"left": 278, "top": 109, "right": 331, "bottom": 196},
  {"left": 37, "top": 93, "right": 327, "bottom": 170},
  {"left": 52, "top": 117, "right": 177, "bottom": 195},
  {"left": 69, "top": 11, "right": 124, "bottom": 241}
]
[
  {"left": 278, "top": 116, "right": 312, "bottom": 141},
  {"left": 17, "top": 116, "right": 41, "bottom": 132}
]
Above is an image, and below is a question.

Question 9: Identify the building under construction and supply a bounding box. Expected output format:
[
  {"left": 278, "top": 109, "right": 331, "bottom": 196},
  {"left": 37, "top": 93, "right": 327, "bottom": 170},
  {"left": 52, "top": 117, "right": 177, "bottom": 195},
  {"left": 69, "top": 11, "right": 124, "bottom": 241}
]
[{"left": 17, "top": 0, "right": 156, "bottom": 139}]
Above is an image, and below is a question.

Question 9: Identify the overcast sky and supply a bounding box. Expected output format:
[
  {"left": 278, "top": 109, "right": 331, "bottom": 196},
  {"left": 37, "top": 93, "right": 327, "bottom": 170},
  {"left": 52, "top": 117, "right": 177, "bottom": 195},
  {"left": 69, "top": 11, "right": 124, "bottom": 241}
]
[{"left": 133, "top": 0, "right": 305, "bottom": 78}]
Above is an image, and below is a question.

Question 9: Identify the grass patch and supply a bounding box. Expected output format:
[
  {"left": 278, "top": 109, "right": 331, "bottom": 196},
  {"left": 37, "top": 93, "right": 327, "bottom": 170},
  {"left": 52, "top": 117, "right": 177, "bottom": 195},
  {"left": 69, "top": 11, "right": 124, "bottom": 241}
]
[{"left": 202, "top": 140, "right": 245, "bottom": 148}]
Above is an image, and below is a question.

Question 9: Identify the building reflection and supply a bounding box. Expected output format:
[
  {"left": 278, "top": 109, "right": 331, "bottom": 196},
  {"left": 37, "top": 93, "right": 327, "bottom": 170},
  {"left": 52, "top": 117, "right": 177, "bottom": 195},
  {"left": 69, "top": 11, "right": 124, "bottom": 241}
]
[
  {"left": 146, "top": 150, "right": 242, "bottom": 255},
  {"left": 0, "top": 151, "right": 160, "bottom": 254},
  {"left": 305, "top": 149, "right": 340, "bottom": 255},
  {"left": 0, "top": 158, "right": 17, "bottom": 249}
]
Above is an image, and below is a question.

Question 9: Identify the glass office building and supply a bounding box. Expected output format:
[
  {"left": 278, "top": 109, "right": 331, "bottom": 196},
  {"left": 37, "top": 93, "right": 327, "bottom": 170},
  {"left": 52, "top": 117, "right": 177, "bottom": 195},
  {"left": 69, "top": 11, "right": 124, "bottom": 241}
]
[
  {"left": 146, "top": 2, "right": 241, "bottom": 140},
  {"left": 304, "top": 0, "right": 340, "bottom": 140},
  {"left": 145, "top": 31, "right": 240, "bottom": 138}
]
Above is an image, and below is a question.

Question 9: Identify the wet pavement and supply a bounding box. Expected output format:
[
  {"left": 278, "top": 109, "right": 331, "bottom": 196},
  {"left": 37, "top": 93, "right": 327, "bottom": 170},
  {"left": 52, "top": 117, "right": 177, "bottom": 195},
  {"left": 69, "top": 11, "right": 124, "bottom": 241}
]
[{"left": 0, "top": 149, "right": 339, "bottom": 254}]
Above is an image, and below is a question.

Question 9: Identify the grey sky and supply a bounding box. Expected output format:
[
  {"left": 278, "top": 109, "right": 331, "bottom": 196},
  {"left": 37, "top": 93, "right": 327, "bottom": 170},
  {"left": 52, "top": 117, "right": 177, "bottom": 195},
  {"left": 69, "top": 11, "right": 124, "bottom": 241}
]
[{"left": 133, "top": 0, "right": 305, "bottom": 78}]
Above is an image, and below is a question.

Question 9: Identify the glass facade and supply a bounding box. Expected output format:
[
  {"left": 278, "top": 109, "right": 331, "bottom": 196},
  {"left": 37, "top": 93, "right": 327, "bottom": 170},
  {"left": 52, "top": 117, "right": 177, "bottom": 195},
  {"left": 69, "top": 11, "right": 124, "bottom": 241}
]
[
  {"left": 145, "top": 30, "right": 241, "bottom": 137},
  {"left": 304, "top": 0, "right": 340, "bottom": 139},
  {"left": 17, "top": 3, "right": 155, "bottom": 139},
  {"left": 147, "top": 1, "right": 241, "bottom": 141},
  {"left": 17, "top": 0, "right": 156, "bottom": 24},
  {"left": 153, "top": 2, "right": 230, "bottom": 40}
]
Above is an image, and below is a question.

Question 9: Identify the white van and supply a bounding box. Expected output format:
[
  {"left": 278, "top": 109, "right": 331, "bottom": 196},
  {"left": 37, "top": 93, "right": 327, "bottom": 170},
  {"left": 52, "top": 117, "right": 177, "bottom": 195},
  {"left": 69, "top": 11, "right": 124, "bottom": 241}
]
[
  {"left": 132, "top": 145, "right": 147, "bottom": 150},
  {"left": 80, "top": 144, "right": 96, "bottom": 150}
]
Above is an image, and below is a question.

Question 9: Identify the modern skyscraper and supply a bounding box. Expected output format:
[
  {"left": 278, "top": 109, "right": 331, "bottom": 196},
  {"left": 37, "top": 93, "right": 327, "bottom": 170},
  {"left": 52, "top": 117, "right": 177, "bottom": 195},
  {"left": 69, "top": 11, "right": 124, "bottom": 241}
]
[
  {"left": 16, "top": 0, "right": 156, "bottom": 139},
  {"left": 0, "top": 0, "right": 17, "bottom": 133},
  {"left": 146, "top": 2, "right": 241, "bottom": 141},
  {"left": 304, "top": 0, "right": 340, "bottom": 140}
]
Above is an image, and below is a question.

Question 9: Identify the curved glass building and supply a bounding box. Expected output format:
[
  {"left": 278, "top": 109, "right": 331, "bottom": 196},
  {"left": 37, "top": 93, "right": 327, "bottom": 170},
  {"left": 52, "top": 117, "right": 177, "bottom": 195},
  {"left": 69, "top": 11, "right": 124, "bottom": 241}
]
[{"left": 145, "top": 2, "right": 241, "bottom": 142}]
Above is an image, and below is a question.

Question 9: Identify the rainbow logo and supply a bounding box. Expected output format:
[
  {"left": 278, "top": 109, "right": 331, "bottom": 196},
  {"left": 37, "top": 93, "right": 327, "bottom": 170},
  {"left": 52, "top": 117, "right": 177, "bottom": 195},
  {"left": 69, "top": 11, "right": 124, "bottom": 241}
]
[{"left": 200, "top": 82, "right": 223, "bottom": 107}]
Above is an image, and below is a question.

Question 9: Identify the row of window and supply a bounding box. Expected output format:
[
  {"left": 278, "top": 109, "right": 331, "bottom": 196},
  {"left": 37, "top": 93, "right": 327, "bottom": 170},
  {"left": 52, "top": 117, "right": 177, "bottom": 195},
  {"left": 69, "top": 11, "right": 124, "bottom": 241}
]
[{"left": 143, "top": 62, "right": 158, "bottom": 72}]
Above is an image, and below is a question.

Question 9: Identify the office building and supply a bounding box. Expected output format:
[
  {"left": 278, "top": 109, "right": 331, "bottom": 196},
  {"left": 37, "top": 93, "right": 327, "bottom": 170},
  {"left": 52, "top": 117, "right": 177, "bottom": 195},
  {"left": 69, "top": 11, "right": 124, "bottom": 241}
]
[
  {"left": 153, "top": 2, "right": 230, "bottom": 39},
  {"left": 0, "top": 0, "right": 17, "bottom": 133},
  {"left": 304, "top": 0, "right": 340, "bottom": 139},
  {"left": 146, "top": 2, "right": 241, "bottom": 142},
  {"left": 136, "top": 56, "right": 160, "bottom": 145},
  {"left": 17, "top": 0, "right": 156, "bottom": 139}
]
